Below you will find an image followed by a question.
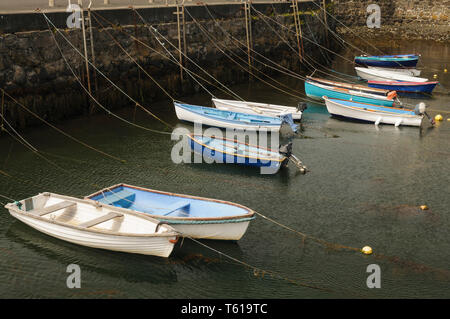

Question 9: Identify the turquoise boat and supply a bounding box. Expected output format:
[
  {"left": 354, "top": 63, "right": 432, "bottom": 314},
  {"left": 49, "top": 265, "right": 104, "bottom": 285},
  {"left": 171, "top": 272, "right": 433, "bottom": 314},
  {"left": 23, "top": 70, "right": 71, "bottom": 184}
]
[{"left": 305, "top": 79, "right": 397, "bottom": 107}]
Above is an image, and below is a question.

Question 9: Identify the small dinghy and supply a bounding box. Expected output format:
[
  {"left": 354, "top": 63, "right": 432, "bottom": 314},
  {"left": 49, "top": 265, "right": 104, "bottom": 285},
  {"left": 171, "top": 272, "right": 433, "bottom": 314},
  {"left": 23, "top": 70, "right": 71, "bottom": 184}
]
[
  {"left": 174, "top": 102, "right": 298, "bottom": 132},
  {"left": 355, "top": 54, "right": 419, "bottom": 68},
  {"left": 5, "top": 193, "right": 178, "bottom": 257},
  {"left": 367, "top": 66, "right": 421, "bottom": 77},
  {"left": 323, "top": 96, "right": 429, "bottom": 127},
  {"left": 86, "top": 184, "right": 256, "bottom": 241},
  {"left": 355, "top": 67, "right": 429, "bottom": 83},
  {"left": 186, "top": 133, "right": 306, "bottom": 174},
  {"left": 307, "top": 76, "right": 393, "bottom": 97},
  {"left": 367, "top": 81, "right": 438, "bottom": 94},
  {"left": 212, "top": 98, "right": 304, "bottom": 120},
  {"left": 305, "top": 79, "right": 397, "bottom": 107}
]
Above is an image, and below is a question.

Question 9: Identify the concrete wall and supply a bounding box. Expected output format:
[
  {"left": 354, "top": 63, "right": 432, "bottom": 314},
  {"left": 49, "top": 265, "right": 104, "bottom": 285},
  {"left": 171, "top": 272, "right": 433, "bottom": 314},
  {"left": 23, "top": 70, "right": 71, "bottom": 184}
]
[
  {"left": 0, "top": 2, "right": 333, "bottom": 130},
  {"left": 332, "top": 0, "right": 450, "bottom": 41}
]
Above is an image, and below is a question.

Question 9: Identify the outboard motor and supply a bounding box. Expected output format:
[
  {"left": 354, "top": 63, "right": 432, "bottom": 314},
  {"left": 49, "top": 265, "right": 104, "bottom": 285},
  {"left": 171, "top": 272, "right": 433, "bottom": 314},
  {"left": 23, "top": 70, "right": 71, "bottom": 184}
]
[
  {"left": 414, "top": 102, "right": 435, "bottom": 125},
  {"left": 279, "top": 142, "right": 307, "bottom": 174},
  {"left": 297, "top": 102, "right": 308, "bottom": 112},
  {"left": 279, "top": 142, "right": 293, "bottom": 158}
]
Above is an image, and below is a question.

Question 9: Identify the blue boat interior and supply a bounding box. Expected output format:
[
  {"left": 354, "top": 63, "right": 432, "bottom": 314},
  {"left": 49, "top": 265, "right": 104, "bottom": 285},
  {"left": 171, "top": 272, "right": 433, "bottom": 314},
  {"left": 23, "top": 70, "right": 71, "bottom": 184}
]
[
  {"left": 89, "top": 185, "right": 250, "bottom": 218},
  {"left": 329, "top": 98, "right": 415, "bottom": 115}
]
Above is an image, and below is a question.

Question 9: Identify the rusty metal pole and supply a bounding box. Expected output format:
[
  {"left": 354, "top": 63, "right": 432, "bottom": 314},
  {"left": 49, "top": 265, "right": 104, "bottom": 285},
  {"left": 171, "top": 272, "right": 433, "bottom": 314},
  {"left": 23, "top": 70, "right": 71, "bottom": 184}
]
[
  {"left": 244, "top": 0, "right": 252, "bottom": 72},
  {"left": 87, "top": 2, "right": 98, "bottom": 102},
  {"left": 176, "top": 4, "right": 184, "bottom": 80},
  {"left": 78, "top": 0, "right": 93, "bottom": 109},
  {"left": 322, "top": 0, "right": 329, "bottom": 45}
]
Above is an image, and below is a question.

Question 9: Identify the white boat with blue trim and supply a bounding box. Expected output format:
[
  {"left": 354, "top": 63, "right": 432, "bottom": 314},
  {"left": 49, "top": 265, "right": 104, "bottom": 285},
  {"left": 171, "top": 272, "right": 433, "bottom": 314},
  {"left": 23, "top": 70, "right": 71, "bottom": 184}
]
[
  {"left": 85, "top": 184, "right": 256, "bottom": 241},
  {"left": 355, "top": 67, "right": 429, "bottom": 82},
  {"left": 174, "top": 101, "right": 298, "bottom": 132},
  {"left": 212, "top": 98, "right": 304, "bottom": 120},
  {"left": 323, "top": 96, "right": 426, "bottom": 127},
  {"left": 5, "top": 193, "right": 178, "bottom": 257}
]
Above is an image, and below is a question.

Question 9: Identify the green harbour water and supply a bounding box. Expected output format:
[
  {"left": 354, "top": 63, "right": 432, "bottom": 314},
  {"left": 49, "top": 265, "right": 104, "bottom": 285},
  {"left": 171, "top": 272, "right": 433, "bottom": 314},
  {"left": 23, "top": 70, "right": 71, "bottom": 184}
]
[{"left": 0, "top": 38, "right": 449, "bottom": 298}]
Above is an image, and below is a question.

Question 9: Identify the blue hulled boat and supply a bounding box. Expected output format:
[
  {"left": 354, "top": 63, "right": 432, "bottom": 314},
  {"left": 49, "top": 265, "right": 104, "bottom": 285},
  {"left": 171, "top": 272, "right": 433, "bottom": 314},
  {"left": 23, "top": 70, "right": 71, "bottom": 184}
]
[
  {"left": 355, "top": 54, "right": 420, "bottom": 68},
  {"left": 86, "top": 184, "right": 256, "bottom": 240},
  {"left": 368, "top": 81, "right": 438, "bottom": 94},
  {"left": 187, "top": 133, "right": 289, "bottom": 174}
]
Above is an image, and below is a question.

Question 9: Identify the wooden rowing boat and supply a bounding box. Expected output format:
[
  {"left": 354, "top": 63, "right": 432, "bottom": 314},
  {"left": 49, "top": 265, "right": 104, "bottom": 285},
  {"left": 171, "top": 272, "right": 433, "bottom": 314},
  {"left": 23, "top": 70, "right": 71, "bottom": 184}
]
[
  {"left": 174, "top": 102, "right": 298, "bottom": 132},
  {"left": 5, "top": 193, "right": 178, "bottom": 257},
  {"left": 323, "top": 96, "right": 424, "bottom": 127},
  {"left": 85, "top": 183, "right": 256, "bottom": 241},
  {"left": 212, "top": 98, "right": 303, "bottom": 120}
]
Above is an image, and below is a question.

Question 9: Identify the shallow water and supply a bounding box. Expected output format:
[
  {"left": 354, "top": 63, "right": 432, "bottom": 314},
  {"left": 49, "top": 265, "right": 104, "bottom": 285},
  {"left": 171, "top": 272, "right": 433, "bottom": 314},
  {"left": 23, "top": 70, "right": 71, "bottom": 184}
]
[{"left": 0, "top": 38, "right": 449, "bottom": 298}]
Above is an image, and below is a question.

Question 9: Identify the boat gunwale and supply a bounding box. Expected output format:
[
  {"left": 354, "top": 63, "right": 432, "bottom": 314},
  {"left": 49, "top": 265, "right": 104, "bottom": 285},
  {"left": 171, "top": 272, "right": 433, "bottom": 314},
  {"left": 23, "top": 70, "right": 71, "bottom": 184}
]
[
  {"left": 187, "top": 133, "right": 285, "bottom": 163},
  {"left": 5, "top": 193, "right": 179, "bottom": 238},
  {"left": 367, "top": 80, "right": 439, "bottom": 86},
  {"left": 85, "top": 183, "right": 257, "bottom": 222}
]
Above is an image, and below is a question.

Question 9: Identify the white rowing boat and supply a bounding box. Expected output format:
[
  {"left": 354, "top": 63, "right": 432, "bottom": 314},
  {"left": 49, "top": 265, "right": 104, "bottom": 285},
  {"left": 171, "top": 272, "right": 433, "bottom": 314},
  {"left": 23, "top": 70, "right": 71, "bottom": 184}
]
[
  {"left": 174, "top": 102, "right": 298, "bottom": 132},
  {"left": 355, "top": 67, "right": 428, "bottom": 83},
  {"left": 212, "top": 98, "right": 303, "bottom": 120},
  {"left": 323, "top": 96, "right": 424, "bottom": 127},
  {"left": 5, "top": 193, "right": 178, "bottom": 257},
  {"left": 367, "top": 66, "right": 421, "bottom": 77}
]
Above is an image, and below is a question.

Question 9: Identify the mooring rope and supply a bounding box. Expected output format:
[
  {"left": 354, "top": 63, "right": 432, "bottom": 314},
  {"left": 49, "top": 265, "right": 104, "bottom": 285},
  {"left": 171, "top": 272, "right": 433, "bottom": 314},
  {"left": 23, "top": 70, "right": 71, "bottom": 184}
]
[
  {"left": 129, "top": 8, "right": 244, "bottom": 101},
  {"left": 187, "top": 237, "right": 334, "bottom": 293},
  {"left": 184, "top": 8, "right": 313, "bottom": 103},
  {"left": 0, "top": 88, "right": 127, "bottom": 163},
  {"left": 251, "top": 5, "right": 357, "bottom": 83},
  {"left": 309, "top": 0, "right": 385, "bottom": 55},
  {"left": 41, "top": 11, "right": 174, "bottom": 130}
]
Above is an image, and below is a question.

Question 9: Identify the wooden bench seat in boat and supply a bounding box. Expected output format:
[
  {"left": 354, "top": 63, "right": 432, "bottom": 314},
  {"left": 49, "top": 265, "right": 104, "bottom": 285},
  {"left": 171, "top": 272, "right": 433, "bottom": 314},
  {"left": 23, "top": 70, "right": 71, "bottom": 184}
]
[
  {"left": 161, "top": 200, "right": 191, "bottom": 216},
  {"left": 79, "top": 212, "right": 124, "bottom": 228},
  {"left": 33, "top": 201, "right": 77, "bottom": 216}
]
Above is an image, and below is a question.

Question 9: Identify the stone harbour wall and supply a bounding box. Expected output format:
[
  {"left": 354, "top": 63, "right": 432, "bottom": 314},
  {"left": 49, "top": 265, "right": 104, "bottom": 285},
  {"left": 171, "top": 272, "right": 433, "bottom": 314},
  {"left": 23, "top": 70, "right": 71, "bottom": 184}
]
[
  {"left": 332, "top": 0, "right": 450, "bottom": 42},
  {"left": 0, "top": 2, "right": 334, "bottom": 130}
]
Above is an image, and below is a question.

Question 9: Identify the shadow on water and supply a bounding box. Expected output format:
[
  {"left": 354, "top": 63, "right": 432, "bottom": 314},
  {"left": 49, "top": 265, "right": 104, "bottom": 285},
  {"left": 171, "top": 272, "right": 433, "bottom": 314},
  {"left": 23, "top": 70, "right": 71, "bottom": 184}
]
[
  {"left": 5, "top": 221, "right": 178, "bottom": 284},
  {"left": 5, "top": 219, "right": 251, "bottom": 283}
]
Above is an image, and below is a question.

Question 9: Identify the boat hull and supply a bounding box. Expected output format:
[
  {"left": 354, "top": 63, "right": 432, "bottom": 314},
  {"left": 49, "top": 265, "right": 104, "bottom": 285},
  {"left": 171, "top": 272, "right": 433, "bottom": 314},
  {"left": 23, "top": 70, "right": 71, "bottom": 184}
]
[
  {"left": 304, "top": 81, "right": 395, "bottom": 107},
  {"left": 368, "top": 81, "right": 438, "bottom": 94},
  {"left": 367, "top": 66, "right": 421, "bottom": 77},
  {"left": 355, "top": 55, "right": 419, "bottom": 68},
  {"left": 212, "top": 98, "right": 303, "bottom": 120},
  {"left": 8, "top": 210, "right": 176, "bottom": 257},
  {"left": 189, "top": 135, "right": 285, "bottom": 173},
  {"left": 174, "top": 102, "right": 282, "bottom": 131},
  {"left": 324, "top": 97, "right": 423, "bottom": 127},
  {"left": 156, "top": 219, "right": 252, "bottom": 241}
]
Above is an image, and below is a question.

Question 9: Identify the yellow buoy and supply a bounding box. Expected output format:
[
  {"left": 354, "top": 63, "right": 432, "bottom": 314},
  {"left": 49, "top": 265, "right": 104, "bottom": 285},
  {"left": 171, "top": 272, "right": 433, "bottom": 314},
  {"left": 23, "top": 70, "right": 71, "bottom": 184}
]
[
  {"left": 435, "top": 114, "right": 443, "bottom": 121},
  {"left": 361, "top": 246, "right": 373, "bottom": 255},
  {"left": 420, "top": 205, "right": 429, "bottom": 211},
  {"left": 445, "top": 69, "right": 448, "bottom": 73}
]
